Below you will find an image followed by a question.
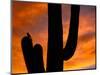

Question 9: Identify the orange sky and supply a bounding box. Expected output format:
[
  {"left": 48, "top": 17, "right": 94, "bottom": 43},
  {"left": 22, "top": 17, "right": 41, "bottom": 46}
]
[{"left": 12, "top": 1, "right": 96, "bottom": 74}]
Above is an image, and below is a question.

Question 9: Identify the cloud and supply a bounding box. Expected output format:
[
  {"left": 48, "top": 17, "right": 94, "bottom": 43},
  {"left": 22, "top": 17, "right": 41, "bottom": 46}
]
[
  {"left": 12, "top": 1, "right": 48, "bottom": 36},
  {"left": 78, "top": 32, "right": 95, "bottom": 43}
]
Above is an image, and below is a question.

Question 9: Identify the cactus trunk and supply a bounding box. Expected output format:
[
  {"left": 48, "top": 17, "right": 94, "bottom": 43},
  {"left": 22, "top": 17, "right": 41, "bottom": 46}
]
[{"left": 46, "top": 4, "right": 63, "bottom": 72}]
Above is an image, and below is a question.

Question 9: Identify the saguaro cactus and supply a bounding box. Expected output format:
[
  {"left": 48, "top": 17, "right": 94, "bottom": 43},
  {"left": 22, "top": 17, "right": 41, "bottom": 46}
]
[
  {"left": 21, "top": 33, "right": 45, "bottom": 73},
  {"left": 21, "top": 3, "right": 80, "bottom": 73},
  {"left": 46, "top": 4, "right": 80, "bottom": 72}
]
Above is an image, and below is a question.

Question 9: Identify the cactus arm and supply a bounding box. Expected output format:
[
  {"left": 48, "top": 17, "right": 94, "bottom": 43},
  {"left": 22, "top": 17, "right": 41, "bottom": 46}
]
[
  {"left": 32, "top": 44, "right": 45, "bottom": 73},
  {"left": 21, "top": 33, "right": 45, "bottom": 73},
  {"left": 63, "top": 5, "right": 80, "bottom": 60}
]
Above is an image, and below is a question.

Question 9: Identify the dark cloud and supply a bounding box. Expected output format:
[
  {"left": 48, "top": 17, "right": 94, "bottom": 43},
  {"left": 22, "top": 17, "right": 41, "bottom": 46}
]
[{"left": 78, "top": 32, "right": 95, "bottom": 43}]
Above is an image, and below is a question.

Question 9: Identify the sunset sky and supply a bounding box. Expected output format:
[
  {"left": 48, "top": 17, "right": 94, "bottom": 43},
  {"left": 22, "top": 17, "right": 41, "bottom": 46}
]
[{"left": 12, "top": 1, "right": 96, "bottom": 74}]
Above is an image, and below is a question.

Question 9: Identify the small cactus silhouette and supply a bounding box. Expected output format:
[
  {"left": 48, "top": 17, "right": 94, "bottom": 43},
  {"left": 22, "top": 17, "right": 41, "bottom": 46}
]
[
  {"left": 21, "top": 3, "right": 80, "bottom": 73},
  {"left": 21, "top": 33, "right": 45, "bottom": 73}
]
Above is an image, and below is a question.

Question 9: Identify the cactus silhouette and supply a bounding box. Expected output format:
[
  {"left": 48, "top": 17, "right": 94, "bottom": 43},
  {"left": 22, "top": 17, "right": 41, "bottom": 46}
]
[
  {"left": 46, "top": 4, "right": 63, "bottom": 72},
  {"left": 21, "top": 3, "right": 80, "bottom": 73},
  {"left": 21, "top": 33, "right": 45, "bottom": 73},
  {"left": 46, "top": 4, "right": 80, "bottom": 72},
  {"left": 63, "top": 5, "right": 80, "bottom": 60}
]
